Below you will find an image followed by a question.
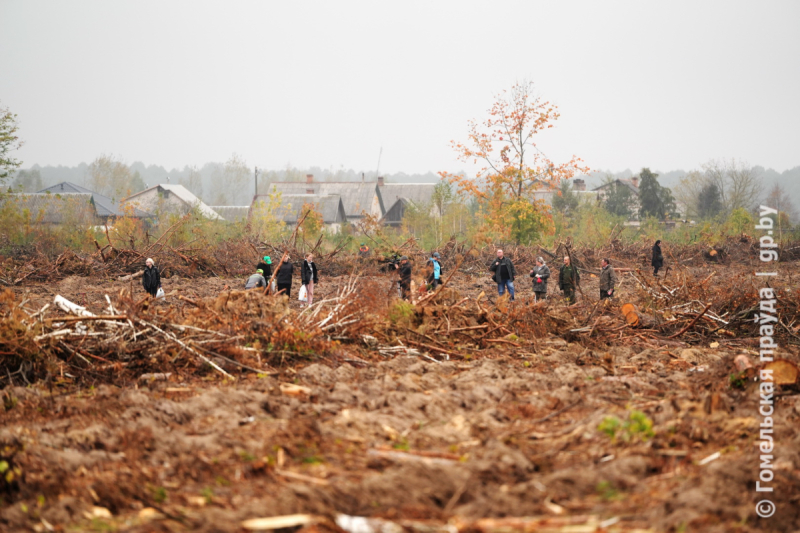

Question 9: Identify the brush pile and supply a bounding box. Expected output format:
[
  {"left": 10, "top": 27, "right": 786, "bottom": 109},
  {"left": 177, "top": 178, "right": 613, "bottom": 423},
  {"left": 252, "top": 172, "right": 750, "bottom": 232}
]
[{"left": 0, "top": 275, "right": 374, "bottom": 385}]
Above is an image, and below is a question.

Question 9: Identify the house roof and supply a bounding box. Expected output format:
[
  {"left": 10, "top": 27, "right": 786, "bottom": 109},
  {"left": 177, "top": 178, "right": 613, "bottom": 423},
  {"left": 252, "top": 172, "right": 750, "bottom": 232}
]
[
  {"left": 37, "top": 182, "right": 151, "bottom": 218},
  {"left": 379, "top": 197, "right": 410, "bottom": 226},
  {"left": 251, "top": 194, "right": 347, "bottom": 224},
  {"left": 266, "top": 182, "right": 378, "bottom": 218},
  {"left": 2, "top": 193, "right": 97, "bottom": 224},
  {"left": 122, "top": 184, "right": 221, "bottom": 219},
  {"left": 209, "top": 206, "right": 250, "bottom": 223},
  {"left": 592, "top": 179, "right": 640, "bottom": 195},
  {"left": 376, "top": 183, "right": 436, "bottom": 213}
]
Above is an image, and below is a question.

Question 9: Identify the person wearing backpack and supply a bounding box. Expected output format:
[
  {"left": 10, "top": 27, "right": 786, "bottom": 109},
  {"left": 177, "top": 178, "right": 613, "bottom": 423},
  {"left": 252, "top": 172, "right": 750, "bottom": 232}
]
[
  {"left": 427, "top": 252, "right": 442, "bottom": 290},
  {"left": 301, "top": 253, "right": 319, "bottom": 305}
]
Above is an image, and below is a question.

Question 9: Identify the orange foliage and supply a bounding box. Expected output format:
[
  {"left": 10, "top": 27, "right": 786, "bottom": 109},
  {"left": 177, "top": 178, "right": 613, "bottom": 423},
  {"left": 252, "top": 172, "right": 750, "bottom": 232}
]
[{"left": 440, "top": 81, "right": 589, "bottom": 243}]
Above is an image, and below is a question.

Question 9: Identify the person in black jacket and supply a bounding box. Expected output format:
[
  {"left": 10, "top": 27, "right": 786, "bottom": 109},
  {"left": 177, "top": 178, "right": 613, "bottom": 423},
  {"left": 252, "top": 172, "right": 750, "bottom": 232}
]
[
  {"left": 301, "top": 253, "right": 319, "bottom": 305},
  {"left": 256, "top": 256, "right": 272, "bottom": 279},
  {"left": 652, "top": 240, "right": 664, "bottom": 277},
  {"left": 394, "top": 255, "right": 412, "bottom": 300},
  {"left": 558, "top": 255, "right": 581, "bottom": 304},
  {"left": 276, "top": 256, "right": 294, "bottom": 297},
  {"left": 490, "top": 249, "right": 516, "bottom": 301},
  {"left": 142, "top": 257, "right": 161, "bottom": 297}
]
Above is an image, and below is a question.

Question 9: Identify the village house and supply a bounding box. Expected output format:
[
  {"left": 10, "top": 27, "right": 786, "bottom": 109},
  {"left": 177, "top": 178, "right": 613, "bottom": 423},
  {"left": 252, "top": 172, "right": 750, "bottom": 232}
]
[
  {"left": 530, "top": 178, "right": 600, "bottom": 206},
  {"left": 38, "top": 182, "right": 152, "bottom": 220},
  {"left": 376, "top": 179, "right": 438, "bottom": 226},
  {"left": 263, "top": 175, "right": 382, "bottom": 223},
  {"left": 591, "top": 177, "right": 642, "bottom": 220},
  {"left": 1, "top": 193, "right": 99, "bottom": 226},
  {"left": 121, "top": 184, "right": 222, "bottom": 220},
  {"left": 1, "top": 182, "right": 152, "bottom": 227},
  {"left": 249, "top": 193, "right": 347, "bottom": 233}
]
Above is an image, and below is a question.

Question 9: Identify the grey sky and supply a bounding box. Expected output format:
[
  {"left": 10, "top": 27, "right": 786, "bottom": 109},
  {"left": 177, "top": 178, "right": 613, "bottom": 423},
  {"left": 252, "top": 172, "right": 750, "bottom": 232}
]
[{"left": 2, "top": 1, "right": 798, "bottom": 175}]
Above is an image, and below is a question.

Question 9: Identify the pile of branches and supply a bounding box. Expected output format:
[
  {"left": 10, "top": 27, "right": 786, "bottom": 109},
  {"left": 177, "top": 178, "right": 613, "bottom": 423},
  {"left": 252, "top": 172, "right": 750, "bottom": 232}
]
[
  {"left": 0, "top": 275, "right": 371, "bottom": 386},
  {"left": 373, "top": 287, "right": 561, "bottom": 360}
]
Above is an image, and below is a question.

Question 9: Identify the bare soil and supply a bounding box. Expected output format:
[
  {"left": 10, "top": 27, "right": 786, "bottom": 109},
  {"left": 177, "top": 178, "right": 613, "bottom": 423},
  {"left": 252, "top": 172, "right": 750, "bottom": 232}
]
[{"left": 2, "top": 258, "right": 800, "bottom": 532}]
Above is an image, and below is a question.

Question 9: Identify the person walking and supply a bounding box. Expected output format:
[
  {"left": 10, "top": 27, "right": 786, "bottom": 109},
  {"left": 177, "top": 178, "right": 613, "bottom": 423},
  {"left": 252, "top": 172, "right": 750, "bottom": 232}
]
[
  {"left": 142, "top": 257, "right": 161, "bottom": 297},
  {"left": 599, "top": 258, "right": 618, "bottom": 300},
  {"left": 558, "top": 255, "right": 580, "bottom": 304},
  {"left": 490, "top": 249, "right": 516, "bottom": 301},
  {"left": 530, "top": 256, "right": 550, "bottom": 302},
  {"left": 256, "top": 256, "right": 272, "bottom": 279},
  {"left": 245, "top": 269, "right": 267, "bottom": 290},
  {"left": 394, "top": 255, "right": 412, "bottom": 300},
  {"left": 301, "top": 253, "right": 319, "bottom": 306},
  {"left": 276, "top": 256, "right": 294, "bottom": 297},
  {"left": 427, "top": 252, "right": 442, "bottom": 290},
  {"left": 651, "top": 240, "right": 664, "bottom": 277}
]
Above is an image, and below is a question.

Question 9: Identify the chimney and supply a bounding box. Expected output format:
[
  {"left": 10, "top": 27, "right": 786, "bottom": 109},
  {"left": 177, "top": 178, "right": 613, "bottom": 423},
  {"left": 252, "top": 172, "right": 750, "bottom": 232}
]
[
  {"left": 631, "top": 176, "right": 639, "bottom": 188},
  {"left": 573, "top": 179, "right": 585, "bottom": 192},
  {"left": 306, "top": 174, "right": 314, "bottom": 184},
  {"left": 377, "top": 176, "right": 384, "bottom": 186}
]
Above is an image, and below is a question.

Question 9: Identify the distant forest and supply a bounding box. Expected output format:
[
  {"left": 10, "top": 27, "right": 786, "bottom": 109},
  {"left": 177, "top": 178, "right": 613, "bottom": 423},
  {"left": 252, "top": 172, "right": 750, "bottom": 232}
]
[{"left": 9, "top": 157, "right": 800, "bottom": 210}]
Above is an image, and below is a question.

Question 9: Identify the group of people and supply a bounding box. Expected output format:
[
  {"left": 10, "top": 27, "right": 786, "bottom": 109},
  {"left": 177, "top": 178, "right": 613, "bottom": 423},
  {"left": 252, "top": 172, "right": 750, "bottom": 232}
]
[
  {"left": 489, "top": 249, "right": 591, "bottom": 303},
  {"left": 392, "top": 252, "right": 442, "bottom": 300},
  {"left": 142, "top": 240, "right": 665, "bottom": 305},
  {"left": 488, "top": 239, "right": 665, "bottom": 303},
  {"left": 244, "top": 253, "right": 319, "bottom": 304}
]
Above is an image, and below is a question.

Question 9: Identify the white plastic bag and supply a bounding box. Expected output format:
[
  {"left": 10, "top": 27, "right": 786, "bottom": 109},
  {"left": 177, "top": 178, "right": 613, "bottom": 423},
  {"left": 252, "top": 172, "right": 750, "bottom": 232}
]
[
  {"left": 298, "top": 284, "right": 308, "bottom": 302},
  {"left": 270, "top": 280, "right": 276, "bottom": 294},
  {"left": 156, "top": 287, "right": 165, "bottom": 299}
]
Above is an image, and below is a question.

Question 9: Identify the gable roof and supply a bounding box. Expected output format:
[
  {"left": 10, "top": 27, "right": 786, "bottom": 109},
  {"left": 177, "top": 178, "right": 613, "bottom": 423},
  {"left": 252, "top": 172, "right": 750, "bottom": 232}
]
[
  {"left": 376, "top": 183, "right": 437, "bottom": 213},
  {"left": 37, "top": 181, "right": 151, "bottom": 218},
  {"left": 2, "top": 193, "right": 98, "bottom": 224},
  {"left": 122, "top": 184, "right": 221, "bottom": 219},
  {"left": 251, "top": 194, "right": 347, "bottom": 224},
  {"left": 592, "top": 179, "right": 640, "bottom": 196},
  {"left": 265, "top": 182, "right": 379, "bottom": 218}
]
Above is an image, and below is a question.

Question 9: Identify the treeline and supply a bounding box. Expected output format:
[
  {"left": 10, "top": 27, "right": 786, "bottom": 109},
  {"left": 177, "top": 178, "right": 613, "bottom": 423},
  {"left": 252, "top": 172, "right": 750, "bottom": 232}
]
[{"left": 585, "top": 164, "right": 800, "bottom": 212}]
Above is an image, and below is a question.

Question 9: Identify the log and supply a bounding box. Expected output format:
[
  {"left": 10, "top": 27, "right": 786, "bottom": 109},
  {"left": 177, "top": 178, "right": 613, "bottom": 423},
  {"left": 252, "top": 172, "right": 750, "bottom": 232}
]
[
  {"left": 763, "top": 359, "right": 799, "bottom": 386},
  {"left": 733, "top": 354, "right": 755, "bottom": 379},
  {"left": 241, "top": 515, "right": 317, "bottom": 531},
  {"left": 117, "top": 270, "right": 143, "bottom": 282},
  {"left": 54, "top": 295, "right": 94, "bottom": 317},
  {"left": 620, "top": 303, "right": 654, "bottom": 328}
]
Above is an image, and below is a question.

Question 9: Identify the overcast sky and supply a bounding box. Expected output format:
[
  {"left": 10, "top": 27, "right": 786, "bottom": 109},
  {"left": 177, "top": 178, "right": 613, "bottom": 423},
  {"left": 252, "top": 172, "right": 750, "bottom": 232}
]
[{"left": 2, "top": 1, "right": 799, "bottom": 176}]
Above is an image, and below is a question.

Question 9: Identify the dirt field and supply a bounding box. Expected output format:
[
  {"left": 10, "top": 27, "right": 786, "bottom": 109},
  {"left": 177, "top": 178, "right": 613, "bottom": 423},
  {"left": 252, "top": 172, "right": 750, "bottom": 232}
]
[{"left": 2, "top": 250, "right": 800, "bottom": 533}]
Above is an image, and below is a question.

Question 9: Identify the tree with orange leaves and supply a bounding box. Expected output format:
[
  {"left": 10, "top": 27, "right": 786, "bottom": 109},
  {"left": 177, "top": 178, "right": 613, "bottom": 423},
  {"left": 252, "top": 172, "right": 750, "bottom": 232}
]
[{"left": 441, "top": 81, "right": 589, "bottom": 244}]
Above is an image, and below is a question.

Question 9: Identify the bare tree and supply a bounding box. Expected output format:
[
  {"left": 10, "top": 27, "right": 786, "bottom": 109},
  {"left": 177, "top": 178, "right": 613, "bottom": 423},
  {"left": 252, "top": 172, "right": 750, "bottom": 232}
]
[
  {"left": 702, "top": 159, "right": 762, "bottom": 214},
  {"left": 673, "top": 170, "right": 708, "bottom": 219},
  {"left": 87, "top": 154, "right": 133, "bottom": 200},
  {"left": 764, "top": 182, "right": 797, "bottom": 224},
  {"left": 180, "top": 165, "right": 204, "bottom": 200},
  {"left": 210, "top": 153, "right": 250, "bottom": 205}
]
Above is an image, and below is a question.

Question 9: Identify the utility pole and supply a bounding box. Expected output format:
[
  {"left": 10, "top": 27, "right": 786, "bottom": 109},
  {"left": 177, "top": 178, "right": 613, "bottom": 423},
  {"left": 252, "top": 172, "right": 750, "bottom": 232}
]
[{"left": 254, "top": 166, "right": 259, "bottom": 197}]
